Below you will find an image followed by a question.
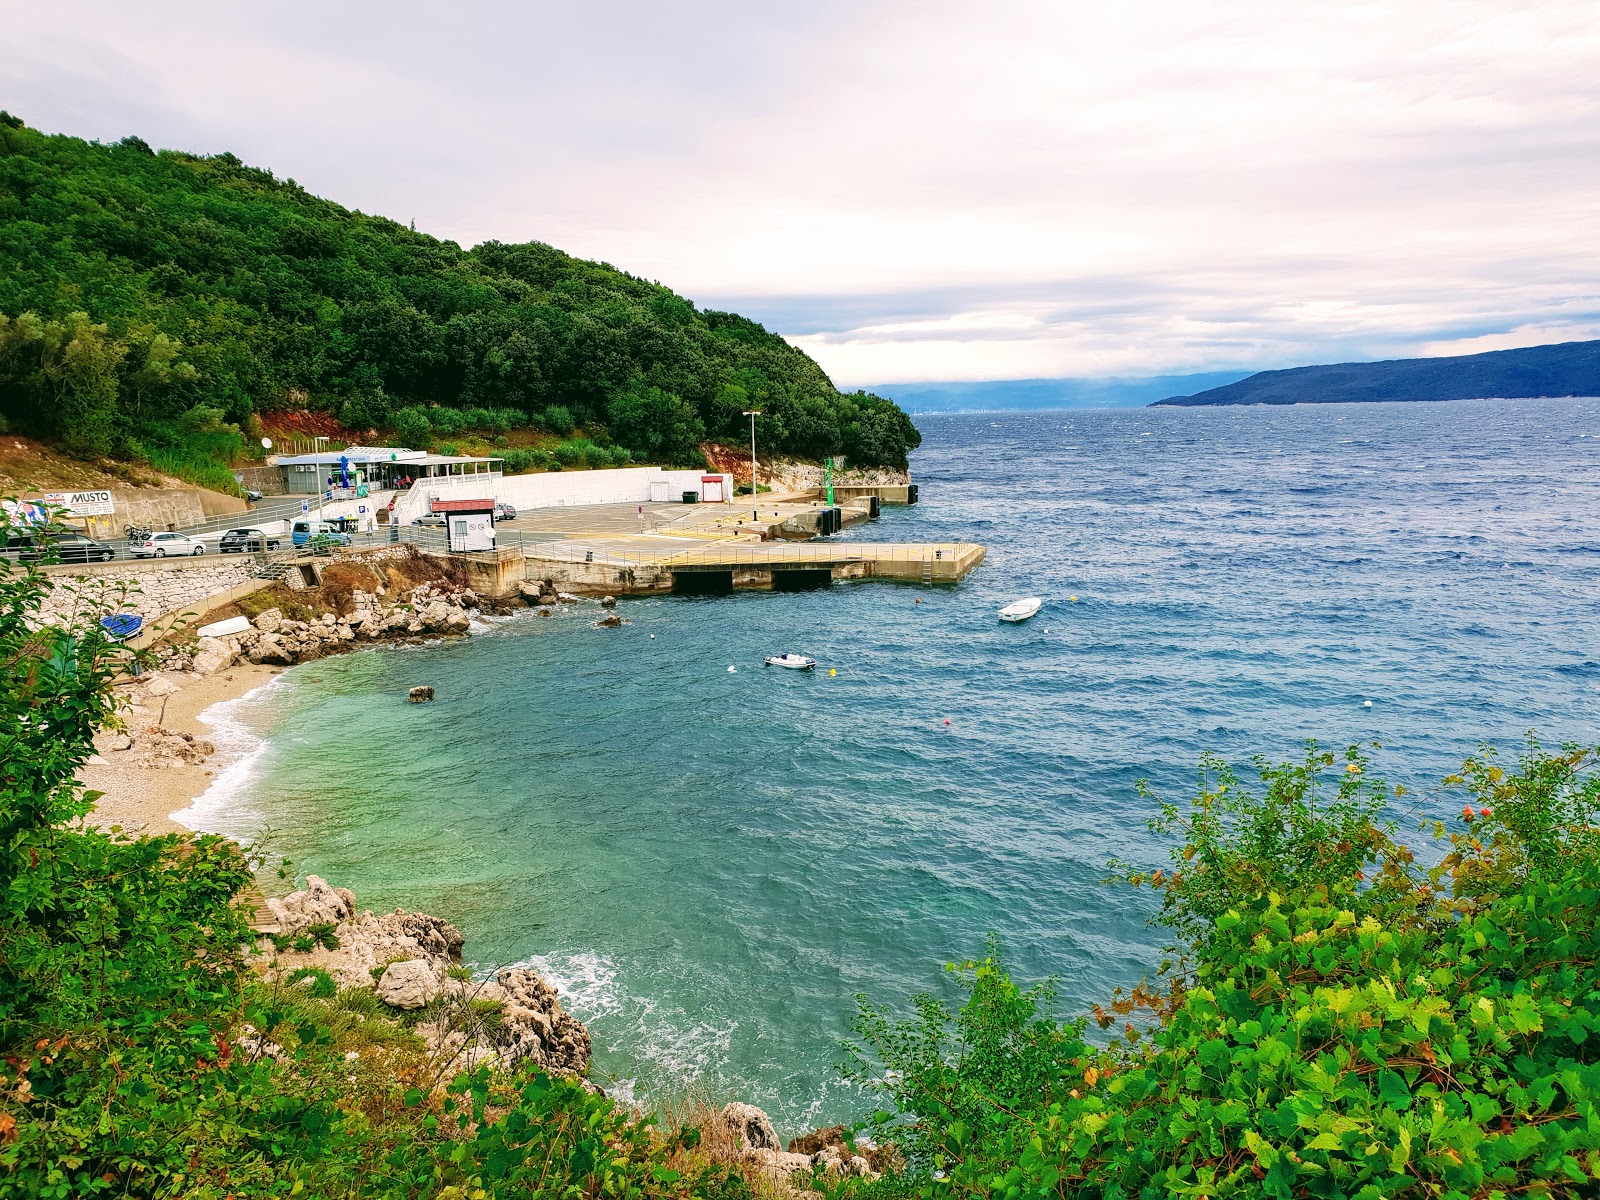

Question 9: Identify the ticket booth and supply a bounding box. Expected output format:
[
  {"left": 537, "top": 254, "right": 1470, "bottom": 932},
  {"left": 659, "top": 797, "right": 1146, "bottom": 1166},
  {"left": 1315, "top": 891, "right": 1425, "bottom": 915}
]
[{"left": 432, "top": 498, "right": 496, "bottom": 552}]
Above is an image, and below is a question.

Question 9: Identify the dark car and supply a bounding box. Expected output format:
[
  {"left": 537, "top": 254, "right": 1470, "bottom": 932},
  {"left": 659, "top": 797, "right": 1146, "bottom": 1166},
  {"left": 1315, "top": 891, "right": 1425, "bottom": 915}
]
[
  {"left": 219, "top": 527, "right": 281, "bottom": 553},
  {"left": 2, "top": 530, "right": 116, "bottom": 563},
  {"left": 494, "top": 501, "right": 517, "bottom": 521}
]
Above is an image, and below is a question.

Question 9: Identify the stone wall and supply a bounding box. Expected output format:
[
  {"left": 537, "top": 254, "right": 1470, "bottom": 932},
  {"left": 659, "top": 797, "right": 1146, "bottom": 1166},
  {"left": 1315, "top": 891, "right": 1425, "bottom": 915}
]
[{"left": 41, "top": 559, "right": 258, "bottom": 625}]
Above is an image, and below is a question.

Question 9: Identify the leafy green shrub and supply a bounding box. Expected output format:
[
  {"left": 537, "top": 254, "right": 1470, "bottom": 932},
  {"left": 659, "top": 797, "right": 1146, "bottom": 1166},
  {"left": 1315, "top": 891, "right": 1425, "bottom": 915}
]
[
  {"left": 554, "top": 437, "right": 604, "bottom": 467},
  {"left": 391, "top": 404, "right": 431, "bottom": 449},
  {"left": 287, "top": 966, "right": 338, "bottom": 998},
  {"left": 543, "top": 404, "right": 575, "bottom": 436},
  {"left": 848, "top": 741, "right": 1600, "bottom": 1198}
]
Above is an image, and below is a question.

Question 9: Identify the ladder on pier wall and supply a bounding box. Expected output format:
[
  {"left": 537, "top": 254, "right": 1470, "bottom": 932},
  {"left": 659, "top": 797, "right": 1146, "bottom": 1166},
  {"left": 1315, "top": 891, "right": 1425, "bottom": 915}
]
[{"left": 922, "top": 553, "right": 933, "bottom": 586}]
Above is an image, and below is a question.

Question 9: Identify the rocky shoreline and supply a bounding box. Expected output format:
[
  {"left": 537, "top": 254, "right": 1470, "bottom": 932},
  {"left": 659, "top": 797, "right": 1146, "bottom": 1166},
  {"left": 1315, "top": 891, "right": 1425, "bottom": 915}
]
[
  {"left": 82, "top": 560, "right": 883, "bottom": 1184},
  {"left": 264, "top": 875, "right": 882, "bottom": 1182}
]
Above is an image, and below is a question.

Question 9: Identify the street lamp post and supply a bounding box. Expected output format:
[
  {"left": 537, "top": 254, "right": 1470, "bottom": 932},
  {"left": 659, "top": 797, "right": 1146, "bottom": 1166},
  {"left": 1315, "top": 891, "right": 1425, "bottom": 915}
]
[{"left": 742, "top": 410, "right": 761, "bottom": 510}]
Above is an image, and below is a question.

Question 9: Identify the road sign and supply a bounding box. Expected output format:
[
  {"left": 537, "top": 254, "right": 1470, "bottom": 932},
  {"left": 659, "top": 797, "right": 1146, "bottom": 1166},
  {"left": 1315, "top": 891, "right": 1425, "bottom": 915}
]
[
  {"left": 301, "top": 500, "right": 309, "bottom": 513},
  {"left": 358, "top": 505, "right": 366, "bottom": 514}
]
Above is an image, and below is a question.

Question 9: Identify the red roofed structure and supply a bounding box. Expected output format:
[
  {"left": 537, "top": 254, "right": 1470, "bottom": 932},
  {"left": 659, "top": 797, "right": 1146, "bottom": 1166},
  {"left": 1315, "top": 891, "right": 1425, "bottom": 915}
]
[
  {"left": 430, "top": 498, "right": 495, "bottom": 514},
  {"left": 429, "top": 497, "right": 496, "bottom": 551}
]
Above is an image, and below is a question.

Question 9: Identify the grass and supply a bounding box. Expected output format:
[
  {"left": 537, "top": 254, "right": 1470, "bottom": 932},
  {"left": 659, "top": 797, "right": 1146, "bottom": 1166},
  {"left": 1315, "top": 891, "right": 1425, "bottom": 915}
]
[{"left": 141, "top": 444, "right": 247, "bottom": 494}]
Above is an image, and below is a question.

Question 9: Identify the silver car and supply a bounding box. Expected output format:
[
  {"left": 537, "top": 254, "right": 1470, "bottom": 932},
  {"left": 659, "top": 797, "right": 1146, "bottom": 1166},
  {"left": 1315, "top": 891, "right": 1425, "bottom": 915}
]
[{"left": 131, "top": 531, "right": 208, "bottom": 558}]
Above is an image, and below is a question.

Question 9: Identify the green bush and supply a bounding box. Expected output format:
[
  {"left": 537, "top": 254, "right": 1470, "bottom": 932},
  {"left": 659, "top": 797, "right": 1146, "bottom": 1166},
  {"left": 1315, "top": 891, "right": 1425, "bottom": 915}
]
[
  {"left": 543, "top": 404, "right": 575, "bottom": 436},
  {"left": 391, "top": 404, "right": 431, "bottom": 449},
  {"left": 286, "top": 966, "right": 339, "bottom": 999},
  {"left": 847, "top": 741, "right": 1600, "bottom": 1197}
]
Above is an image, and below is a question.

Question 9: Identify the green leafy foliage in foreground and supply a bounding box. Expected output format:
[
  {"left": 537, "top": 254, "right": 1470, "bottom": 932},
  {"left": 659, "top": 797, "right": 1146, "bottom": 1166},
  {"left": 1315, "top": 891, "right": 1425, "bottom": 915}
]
[
  {"left": 0, "top": 512, "right": 748, "bottom": 1199},
  {"left": 844, "top": 744, "right": 1600, "bottom": 1198},
  {"left": 0, "top": 114, "right": 919, "bottom": 469}
]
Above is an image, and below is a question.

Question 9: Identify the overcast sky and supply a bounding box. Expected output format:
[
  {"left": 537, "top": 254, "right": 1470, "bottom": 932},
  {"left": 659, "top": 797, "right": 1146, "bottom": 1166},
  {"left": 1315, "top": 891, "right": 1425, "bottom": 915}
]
[{"left": 5, "top": 1, "right": 1599, "bottom": 384}]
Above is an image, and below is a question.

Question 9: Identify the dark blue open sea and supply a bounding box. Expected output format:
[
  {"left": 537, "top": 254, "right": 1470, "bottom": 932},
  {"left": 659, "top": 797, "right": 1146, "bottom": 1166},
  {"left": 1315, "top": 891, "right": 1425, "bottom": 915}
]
[{"left": 185, "top": 397, "right": 1600, "bottom": 1133}]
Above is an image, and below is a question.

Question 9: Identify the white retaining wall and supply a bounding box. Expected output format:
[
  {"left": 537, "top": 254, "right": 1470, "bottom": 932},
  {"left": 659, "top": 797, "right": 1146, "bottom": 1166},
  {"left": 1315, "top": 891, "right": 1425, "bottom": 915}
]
[{"left": 495, "top": 467, "right": 730, "bottom": 510}]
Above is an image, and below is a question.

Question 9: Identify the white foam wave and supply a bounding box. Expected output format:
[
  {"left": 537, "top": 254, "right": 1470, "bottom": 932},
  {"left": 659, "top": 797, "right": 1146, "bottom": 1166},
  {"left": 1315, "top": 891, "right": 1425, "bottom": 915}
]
[
  {"left": 507, "top": 950, "right": 740, "bottom": 1106},
  {"left": 171, "top": 672, "right": 290, "bottom": 839},
  {"left": 512, "top": 949, "right": 625, "bottom": 1021}
]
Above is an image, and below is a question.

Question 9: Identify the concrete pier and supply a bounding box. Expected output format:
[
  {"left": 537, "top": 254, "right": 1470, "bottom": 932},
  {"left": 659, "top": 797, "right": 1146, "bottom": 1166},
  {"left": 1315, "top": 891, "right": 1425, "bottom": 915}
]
[{"left": 518, "top": 540, "right": 985, "bottom": 595}]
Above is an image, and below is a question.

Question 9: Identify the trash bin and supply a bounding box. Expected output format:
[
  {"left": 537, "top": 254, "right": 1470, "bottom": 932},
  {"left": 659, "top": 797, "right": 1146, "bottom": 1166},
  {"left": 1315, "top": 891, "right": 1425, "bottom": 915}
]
[{"left": 681, "top": 490, "right": 699, "bottom": 504}]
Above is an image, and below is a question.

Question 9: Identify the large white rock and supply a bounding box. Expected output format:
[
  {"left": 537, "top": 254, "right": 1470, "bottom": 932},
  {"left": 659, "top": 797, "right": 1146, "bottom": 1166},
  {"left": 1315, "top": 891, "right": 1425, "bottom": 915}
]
[
  {"left": 377, "top": 959, "right": 441, "bottom": 1010},
  {"left": 253, "top": 608, "right": 283, "bottom": 634},
  {"left": 143, "top": 673, "right": 180, "bottom": 697},
  {"left": 191, "top": 638, "right": 236, "bottom": 676}
]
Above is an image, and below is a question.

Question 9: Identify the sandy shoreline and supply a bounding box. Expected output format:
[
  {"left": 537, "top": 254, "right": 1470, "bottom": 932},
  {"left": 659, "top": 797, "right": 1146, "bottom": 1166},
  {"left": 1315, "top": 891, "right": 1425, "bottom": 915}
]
[{"left": 79, "top": 662, "right": 285, "bottom": 836}]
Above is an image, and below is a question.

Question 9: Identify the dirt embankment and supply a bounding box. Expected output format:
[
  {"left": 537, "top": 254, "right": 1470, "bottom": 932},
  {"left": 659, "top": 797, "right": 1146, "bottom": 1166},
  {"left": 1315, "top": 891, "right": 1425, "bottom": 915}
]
[{"left": 0, "top": 434, "right": 173, "bottom": 492}]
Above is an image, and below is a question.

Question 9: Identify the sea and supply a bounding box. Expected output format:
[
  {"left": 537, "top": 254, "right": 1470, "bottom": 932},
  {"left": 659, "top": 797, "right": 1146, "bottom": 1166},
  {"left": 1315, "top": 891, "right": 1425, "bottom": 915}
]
[{"left": 180, "top": 397, "right": 1600, "bottom": 1132}]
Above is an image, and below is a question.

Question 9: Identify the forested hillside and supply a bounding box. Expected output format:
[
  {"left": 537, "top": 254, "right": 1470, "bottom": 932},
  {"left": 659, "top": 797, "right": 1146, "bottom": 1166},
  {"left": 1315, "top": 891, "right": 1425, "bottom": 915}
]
[
  {"left": 0, "top": 113, "right": 919, "bottom": 477},
  {"left": 1152, "top": 339, "right": 1600, "bottom": 407}
]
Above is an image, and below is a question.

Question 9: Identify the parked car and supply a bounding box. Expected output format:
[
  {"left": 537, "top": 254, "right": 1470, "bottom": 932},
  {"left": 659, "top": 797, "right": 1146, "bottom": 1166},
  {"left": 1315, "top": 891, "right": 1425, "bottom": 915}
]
[
  {"left": 243, "top": 488, "right": 264, "bottom": 503},
  {"left": 290, "top": 518, "right": 352, "bottom": 547},
  {"left": 219, "top": 527, "right": 281, "bottom": 553},
  {"left": 494, "top": 502, "right": 517, "bottom": 521},
  {"left": 2, "top": 530, "right": 117, "bottom": 563},
  {"left": 412, "top": 513, "right": 447, "bottom": 527},
  {"left": 131, "top": 532, "right": 207, "bottom": 558}
]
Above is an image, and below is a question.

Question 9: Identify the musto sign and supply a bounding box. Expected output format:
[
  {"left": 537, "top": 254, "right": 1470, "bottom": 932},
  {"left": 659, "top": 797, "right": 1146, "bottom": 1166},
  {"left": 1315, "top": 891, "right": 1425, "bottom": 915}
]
[{"left": 41, "top": 490, "right": 116, "bottom": 516}]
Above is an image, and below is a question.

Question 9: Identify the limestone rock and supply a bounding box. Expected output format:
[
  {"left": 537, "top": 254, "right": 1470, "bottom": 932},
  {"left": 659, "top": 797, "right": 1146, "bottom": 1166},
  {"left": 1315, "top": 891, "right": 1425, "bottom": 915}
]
[
  {"left": 473, "top": 967, "right": 592, "bottom": 1075},
  {"left": 93, "top": 731, "right": 133, "bottom": 753},
  {"left": 253, "top": 608, "right": 283, "bottom": 634},
  {"left": 408, "top": 685, "right": 435, "bottom": 703},
  {"left": 600, "top": 595, "right": 616, "bottom": 608},
  {"left": 518, "top": 581, "right": 544, "bottom": 603},
  {"left": 597, "top": 614, "right": 623, "bottom": 628},
  {"left": 749, "top": 1149, "right": 814, "bottom": 1176},
  {"left": 124, "top": 726, "right": 214, "bottom": 767},
  {"left": 814, "top": 1146, "right": 878, "bottom": 1178},
  {"left": 266, "top": 874, "right": 356, "bottom": 932},
  {"left": 144, "top": 673, "right": 180, "bottom": 698},
  {"left": 724, "top": 1102, "right": 780, "bottom": 1152},
  {"left": 377, "top": 959, "right": 440, "bottom": 1010},
  {"left": 191, "top": 638, "right": 237, "bottom": 675},
  {"left": 249, "top": 634, "right": 294, "bottom": 666}
]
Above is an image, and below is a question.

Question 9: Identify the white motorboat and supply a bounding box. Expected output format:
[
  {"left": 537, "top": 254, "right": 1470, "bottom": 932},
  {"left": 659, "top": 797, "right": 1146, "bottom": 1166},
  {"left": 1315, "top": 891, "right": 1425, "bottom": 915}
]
[
  {"left": 764, "top": 653, "right": 817, "bottom": 670},
  {"left": 998, "top": 597, "right": 1042, "bottom": 623}
]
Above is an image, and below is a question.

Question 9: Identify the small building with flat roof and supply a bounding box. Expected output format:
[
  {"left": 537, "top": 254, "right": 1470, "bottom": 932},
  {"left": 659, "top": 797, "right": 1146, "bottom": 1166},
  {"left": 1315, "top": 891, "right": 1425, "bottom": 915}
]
[
  {"left": 276, "top": 446, "right": 503, "bottom": 495},
  {"left": 431, "top": 497, "right": 497, "bottom": 552}
]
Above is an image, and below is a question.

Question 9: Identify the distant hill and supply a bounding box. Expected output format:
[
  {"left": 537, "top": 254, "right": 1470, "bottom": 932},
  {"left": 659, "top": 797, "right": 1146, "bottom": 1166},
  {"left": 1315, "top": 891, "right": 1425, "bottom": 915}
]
[
  {"left": 1152, "top": 340, "right": 1600, "bottom": 407},
  {"left": 870, "top": 371, "right": 1253, "bottom": 413},
  {"left": 0, "top": 114, "right": 919, "bottom": 471}
]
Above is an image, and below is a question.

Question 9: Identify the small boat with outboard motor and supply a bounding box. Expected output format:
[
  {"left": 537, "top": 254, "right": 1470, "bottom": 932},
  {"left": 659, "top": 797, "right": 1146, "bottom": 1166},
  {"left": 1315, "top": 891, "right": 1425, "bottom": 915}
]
[
  {"left": 764, "top": 653, "right": 817, "bottom": 670},
  {"left": 998, "top": 597, "right": 1042, "bottom": 623}
]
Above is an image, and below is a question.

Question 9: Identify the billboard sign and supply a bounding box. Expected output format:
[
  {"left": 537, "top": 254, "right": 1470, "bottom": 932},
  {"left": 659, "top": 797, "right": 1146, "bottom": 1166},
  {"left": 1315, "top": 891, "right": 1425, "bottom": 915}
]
[{"left": 40, "top": 490, "right": 115, "bottom": 516}]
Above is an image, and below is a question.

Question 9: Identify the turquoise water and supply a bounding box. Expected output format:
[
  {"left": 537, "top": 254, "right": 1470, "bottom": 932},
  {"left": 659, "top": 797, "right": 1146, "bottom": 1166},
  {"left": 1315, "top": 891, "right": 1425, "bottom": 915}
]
[{"left": 187, "top": 398, "right": 1600, "bottom": 1132}]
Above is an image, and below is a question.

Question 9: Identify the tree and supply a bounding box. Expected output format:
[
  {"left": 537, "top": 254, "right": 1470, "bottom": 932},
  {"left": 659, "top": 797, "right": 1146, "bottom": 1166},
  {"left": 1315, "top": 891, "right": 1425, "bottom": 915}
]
[
  {"left": 607, "top": 383, "right": 705, "bottom": 466},
  {"left": 391, "top": 404, "right": 431, "bottom": 449}
]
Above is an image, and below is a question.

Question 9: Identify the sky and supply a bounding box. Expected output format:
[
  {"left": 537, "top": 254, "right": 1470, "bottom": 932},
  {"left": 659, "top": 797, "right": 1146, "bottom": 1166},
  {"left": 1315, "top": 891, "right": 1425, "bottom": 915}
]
[{"left": 4, "top": 1, "right": 1599, "bottom": 386}]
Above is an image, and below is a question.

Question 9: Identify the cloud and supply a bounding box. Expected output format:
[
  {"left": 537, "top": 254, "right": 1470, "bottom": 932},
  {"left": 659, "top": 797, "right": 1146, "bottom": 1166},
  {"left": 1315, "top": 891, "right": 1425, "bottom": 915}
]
[{"left": 2, "top": 0, "right": 1598, "bottom": 383}]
